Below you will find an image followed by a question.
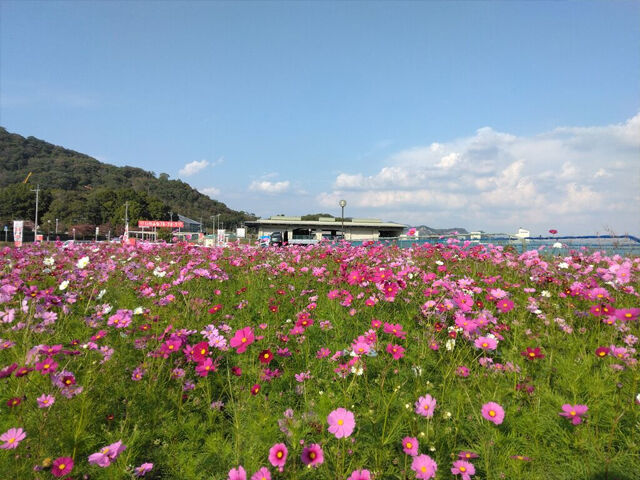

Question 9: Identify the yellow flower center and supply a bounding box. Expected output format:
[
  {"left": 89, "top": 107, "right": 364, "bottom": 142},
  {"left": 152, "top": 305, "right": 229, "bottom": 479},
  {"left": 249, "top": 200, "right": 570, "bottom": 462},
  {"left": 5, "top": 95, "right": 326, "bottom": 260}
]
[
  {"left": 241, "top": 337, "right": 247, "bottom": 343},
  {"left": 44, "top": 364, "right": 50, "bottom": 369},
  {"left": 338, "top": 419, "right": 344, "bottom": 425},
  {"left": 421, "top": 466, "right": 427, "bottom": 473},
  {"left": 406, "top": 442, "right": 412, "bottom": 449},
  {"left": 309, "top": 452, "right": 316, "bottom": 459},
  {"left": 460, "top": 466, "right": 466, "bottom": 472},
  {"left": 570, "top": 410, "right": 576, "bottom": 416},
  {"left": 424, "top": 405, "right": 429, "bottom": 411},
  {"left": 8, "top": 438, "right": 15, "bottom": 443},
  {"left": 277, "top": 451, "right": 283, "bottom": 458},
  {"left": 482, "top": 342, "right": 488, "bottom": 348},
  {"left": 264, "top": 354, "right": 269, "bottom": 358},
  {"left": 58, "top": 464, "right": 66, "bottom": 470},
  {"left": 489, "top": 410, "right": 496, "bottom": 417}
]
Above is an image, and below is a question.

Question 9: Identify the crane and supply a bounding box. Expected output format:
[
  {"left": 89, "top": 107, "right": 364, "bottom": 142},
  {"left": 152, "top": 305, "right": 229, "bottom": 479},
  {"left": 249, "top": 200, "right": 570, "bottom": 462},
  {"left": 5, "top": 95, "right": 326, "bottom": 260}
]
[{"left": 22, "top": 172, "right": 32, "bottom": 183}]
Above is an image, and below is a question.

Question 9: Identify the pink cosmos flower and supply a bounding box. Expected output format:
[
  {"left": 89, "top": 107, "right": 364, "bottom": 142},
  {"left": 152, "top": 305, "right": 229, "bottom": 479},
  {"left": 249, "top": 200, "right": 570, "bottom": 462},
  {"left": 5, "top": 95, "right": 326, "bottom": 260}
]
[
  {"left": 559, "top": 404, "right": 588, "bottom": 425},
  {"left": 301, "top": 443, "right": 324, "bottom": 467},
  {"left": 228, "top": 466, "right": 247, "bottom": 480},
  {"left": 195, "top": 357, "right": 217, "bottom": 377},
  {"left": 415, "top": 394, "right": 437, "bottom": 418},
  {"left": 496, "top": 298, "right": 514, "bottom": 313},
  {"left": 135, "top": 463, "right": 154, "bottom": 476},
  {"left": 474, "top": 336, "right": 497, "bottom": 351},
  {"left": 52, "top": 457, "right": 74, "bottom": 478},
  {"left": 268, "top": 443, "right": 288, "bottom": 472},
  {"left": 411, "top": 454, "right": 438, "bottom": 479},
  {"left": 327, "top": 407, "right": 356, "bottom": 438},
  {"left": 481, "top": 402, "right": 505, "bottom": 425},
  {"left": 402, "top": 436, "right": 419, "bottom": 456},
  {"left": 230, "top": 327, "right": 255, "bottom": 354},
  {"left": 37, "top": 393, "right": 55, "bottom": 408},
  {"left": 456, "top": 366, "right": 470, "bottom": 377},
  {"left": 386, "top": 343, "right": 406, "bottom": 360},
  {"left": 347, "top": 469, "right": 372, "bottom": 480},
  {"left": 35, "top": 357, "right": 58, "bottom": 375},
  {"left": 0, "top": 427, "right": 26, "bottom": 449},
  {"left": 88, "top": 440, "right": 127, "bottom": 467},
  {"left": 451, "top": 460, "right": 475, "bottom": 480},
  {"left": 250, "top": 467, "right": 271, "bottom": 480},
  {"left": 458, "top": 451, "right": 479, "bottom": 461}
]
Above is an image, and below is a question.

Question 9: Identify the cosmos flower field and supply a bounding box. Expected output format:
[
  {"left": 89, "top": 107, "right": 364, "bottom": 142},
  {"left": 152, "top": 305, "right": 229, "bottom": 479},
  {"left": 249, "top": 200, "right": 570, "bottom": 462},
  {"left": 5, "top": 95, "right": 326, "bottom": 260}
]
[{"left": 0, "top": 240, "right": 638, "bottom": 479}]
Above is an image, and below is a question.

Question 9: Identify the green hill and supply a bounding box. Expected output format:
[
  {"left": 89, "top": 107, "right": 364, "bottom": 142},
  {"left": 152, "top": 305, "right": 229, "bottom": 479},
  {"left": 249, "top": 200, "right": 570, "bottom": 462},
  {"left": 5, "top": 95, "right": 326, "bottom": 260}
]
[{"left": 0, "top": 127, "right": 255, "bottom": 235}]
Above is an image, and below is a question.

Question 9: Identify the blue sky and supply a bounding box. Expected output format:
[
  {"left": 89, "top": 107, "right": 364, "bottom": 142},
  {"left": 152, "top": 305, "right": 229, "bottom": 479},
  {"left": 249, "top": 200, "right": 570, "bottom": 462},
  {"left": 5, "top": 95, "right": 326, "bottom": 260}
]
[{"left": 1, "top": 1, "right": 639, "bottom": 235}]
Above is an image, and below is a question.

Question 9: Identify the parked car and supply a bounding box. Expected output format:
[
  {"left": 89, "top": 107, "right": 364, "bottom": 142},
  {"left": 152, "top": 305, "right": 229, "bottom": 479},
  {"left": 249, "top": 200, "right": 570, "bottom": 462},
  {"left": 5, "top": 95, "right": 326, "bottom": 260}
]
[{"left": 270, "top": 231, "right": 283, "bottom": 246}]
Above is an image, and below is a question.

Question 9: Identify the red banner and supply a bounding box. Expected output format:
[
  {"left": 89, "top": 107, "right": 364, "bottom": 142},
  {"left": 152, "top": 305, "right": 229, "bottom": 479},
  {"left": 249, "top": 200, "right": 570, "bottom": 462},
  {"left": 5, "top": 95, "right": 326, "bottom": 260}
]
[{"left": 138, "top": 221, "right": 184, "bottom": 228}]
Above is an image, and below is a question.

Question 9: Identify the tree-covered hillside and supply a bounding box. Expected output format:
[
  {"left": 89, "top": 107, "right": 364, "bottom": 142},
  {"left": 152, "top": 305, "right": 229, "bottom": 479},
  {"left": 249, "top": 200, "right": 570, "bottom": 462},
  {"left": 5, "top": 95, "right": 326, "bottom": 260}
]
[{"left": 0, "top": 127, "right": 255, "bottom": 234}]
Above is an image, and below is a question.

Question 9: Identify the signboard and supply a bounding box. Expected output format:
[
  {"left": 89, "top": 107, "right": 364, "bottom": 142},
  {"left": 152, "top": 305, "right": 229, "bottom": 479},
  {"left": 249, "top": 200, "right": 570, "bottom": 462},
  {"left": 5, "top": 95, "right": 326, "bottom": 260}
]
[
  {"left": 138, "top": 220, "right": 184, "bottom": 228},
  {"left": 13, "top": 220, "right": 23, "bottom": 247},
  {"left": 236, "top": 227, "right": 246, "bottom": 238},
  {"left": 217, "top": 229, "right": 226, "bottom": 245}
]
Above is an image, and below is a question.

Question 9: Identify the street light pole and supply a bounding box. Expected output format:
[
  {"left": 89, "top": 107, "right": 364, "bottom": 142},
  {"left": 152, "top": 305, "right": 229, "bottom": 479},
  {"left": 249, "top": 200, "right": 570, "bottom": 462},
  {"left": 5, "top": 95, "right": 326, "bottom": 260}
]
[
  {"left": 55, "top": 218, "right": 58, "bottom": 235},
  {"left": 31, "top": 184, "right": 40, "bottom": 241},
  {"left": 339, "top": 199, "right": 347, "bottom": 240}
]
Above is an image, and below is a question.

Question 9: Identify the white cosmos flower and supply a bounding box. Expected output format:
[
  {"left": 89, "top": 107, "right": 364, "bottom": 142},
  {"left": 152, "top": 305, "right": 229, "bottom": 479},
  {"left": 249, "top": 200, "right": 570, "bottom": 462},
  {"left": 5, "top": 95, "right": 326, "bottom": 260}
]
[
  {"left": 96, "top": 289, "right": 107, "bottom": 300},
  {"left": 59, "top": 280, "right": 69, "bottom": 291},
  {"left": 541, "top": 290, "right": 551, "bottom": 297},
  {"left": 133, "top": 306, "right": 144, "bottom": 315},
  {"left": 445, "top": 338, "right": 456, "bottom": 351},
  {"left": 43, "top": 257, "right": 55, "bottom": 266},
  {"left": 558, "top": 262, "right": 569, "bottom": 269},
  {"left": 76, "top": 256, "right": 90, "bottom": 269},
  {"left": 552, "top": 242, "right": 563, "bottom": 249}
]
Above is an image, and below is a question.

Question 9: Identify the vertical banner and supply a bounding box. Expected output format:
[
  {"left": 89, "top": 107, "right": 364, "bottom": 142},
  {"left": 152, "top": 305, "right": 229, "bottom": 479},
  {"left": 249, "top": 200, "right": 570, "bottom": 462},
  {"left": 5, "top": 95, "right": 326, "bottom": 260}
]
[
  {"left": 13, "top": 220, "right": 23, "bottom": 247},
  {"left": 236, "top": 227, "right": 246, "bottom": 238},
  {"left": 217, "top": 229, "right": 226, "bottom": 245}
]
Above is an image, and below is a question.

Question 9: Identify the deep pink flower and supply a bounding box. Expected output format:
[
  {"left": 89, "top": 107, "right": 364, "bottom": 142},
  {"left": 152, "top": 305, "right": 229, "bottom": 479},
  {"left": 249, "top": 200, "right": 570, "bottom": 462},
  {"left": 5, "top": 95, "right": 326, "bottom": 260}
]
[
  {"left": 458, "top": 451, "right": 479, "bottom": 461},
  {"left": 51, "top": 457, "right": 74, "bottom": 477},
  {"left": 250, "top": 467, "right": 271, "bottom": 480},
  {"left": 347, "top": 469, "right": 372, "bottom": 480},
  {"left": 481, "top": 402, "right": 505, "bottom": 425},
  {"left": 35, "top": 357, "right": 58, "bottom": 375},
  {"left": 192, "top": 341, "right": 209, "bottom": 362},
  {"left": 496, "top": 299, "right": 514, "bottom": 313},
  {"left": 451, "top": 460, "right": 475, "bottom": 480},
  {"left": 301, "top": 443, "right": 324, "bottom": 467},
  {"left": 195, "top": 357, "right": 217, "bottom": 377},
  {"left": 595, "top": 346, "right": 610, "bottom": 358},
  {"left": 411, "top": 454, "right": 438, "bottom": 479},
  {"left": 230, "top": 327, "right": 255, "bottom": 353},
  {"left": 268, "top": 443, "right": 288, "bottom": 472},
  {"left": 402, "top": 436, "right": 419, "bottom": 456},
  {"left": 559, "top": 404, "right": 588, "bottom": 425},
  {"left": 415, "top": 394, "right": 436, "bottom": 418},
  {"left": 386, "top": 343, "right": 406, "bottom": 360},
  {"left": 456, "top": 366, "right": 470, "bottom": 377},
  {"left": 0, "top": 427, "right": 26, "bottom": 449},
  {"left": 327, "top": 407, "right": 355, "bottom": 438},
  {"left": 228, "top": 466, "right": 247, "bottom": 480},
  {"left": 521, "top": 347, "right": 545, "bottom": 360}
]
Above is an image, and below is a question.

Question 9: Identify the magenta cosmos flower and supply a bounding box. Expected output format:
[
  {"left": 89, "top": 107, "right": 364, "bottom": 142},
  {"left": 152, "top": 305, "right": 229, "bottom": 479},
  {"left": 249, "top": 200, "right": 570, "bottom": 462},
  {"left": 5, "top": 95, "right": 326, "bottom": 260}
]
[
  {"left": 481, "top": 402, "right": 505, "bottom": 425},
  {"left": 88, "top": 440, "right": 127, "bottom": 467},
  {"left": 559, "top": 404, "right": 588, "bottom": 425},
  {"left": 0, "top": 427, "right": 26, "bottom": 449},
  {"left": 51, "top": 457, "right": 74, "bottom": 478},
  {"left": 228, "top": 466, "right": 246, "bottom": 480},
  {"left": 347, "top": 469, "right": 372, "bottom": 480},
  {"left": 415, "top": 394, "right": 437, "bottom": 418},
  {"left": 451, "top": 460, "right": 475, "bottom": 480},
  {"left": 411, "top": 454, "right": 437, "bottom": 479},
  {"left": 327, "top": 407, "right": 356, "bottom": 438},
  {"left": 230, "top": 327, "right": 255, "bottom": 353},
  {"left": 402, "top": 436, "right": 419, "bottom": 456},
  {"left": 250, "top": 467, "right": 271, "bottom": 480},
  {"left": 301, "top": 443, "right": 324, "bottom": 467},
  {"left": 268, "top": 443, "right": 288, "bottom": 472}
]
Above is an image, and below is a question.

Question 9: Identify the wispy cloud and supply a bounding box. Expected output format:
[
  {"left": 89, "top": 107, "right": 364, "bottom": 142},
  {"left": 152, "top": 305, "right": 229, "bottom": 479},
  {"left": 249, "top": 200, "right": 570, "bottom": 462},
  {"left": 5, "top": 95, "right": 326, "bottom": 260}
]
[
  {"left": 179, "top": 159, "right": 210, "bottom": 177},
  {"left": 249, "top": 180, "right": 291, "bottom": 194},
  {"left": 198, "top": 186, "right": 221, "bottom": 198},
  {"left": 317, "top": 114, "right": 640, "bottom": 235}
]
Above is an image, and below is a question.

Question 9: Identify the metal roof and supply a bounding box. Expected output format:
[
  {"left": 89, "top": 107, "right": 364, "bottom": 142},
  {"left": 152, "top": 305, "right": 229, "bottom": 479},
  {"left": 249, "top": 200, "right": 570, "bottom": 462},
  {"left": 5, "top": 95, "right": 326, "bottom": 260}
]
[{"left": 246, "top": 218, "right": 406, "bottom": 229}]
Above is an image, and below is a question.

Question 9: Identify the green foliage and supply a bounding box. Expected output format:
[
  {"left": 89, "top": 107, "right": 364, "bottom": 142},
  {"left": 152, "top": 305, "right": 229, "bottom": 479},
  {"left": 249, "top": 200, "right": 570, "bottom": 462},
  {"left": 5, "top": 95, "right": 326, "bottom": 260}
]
[{"left": 0, "top": 127, "right": 256, "bottom": 230}]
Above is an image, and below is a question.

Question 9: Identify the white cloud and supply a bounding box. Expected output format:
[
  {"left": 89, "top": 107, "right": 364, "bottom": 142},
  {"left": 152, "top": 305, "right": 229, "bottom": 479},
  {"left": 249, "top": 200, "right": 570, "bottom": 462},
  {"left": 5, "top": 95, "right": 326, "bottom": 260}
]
[
  {"left": 179, "top": 159, "right": 209, "bottom": 176},
  {"left": 249, "top": 180, "right": 291, "bottom": 194},
  {"left": 318, "top": 113, "right": 640, "bottom": 235},
  {"left": 198, "top": 187, "right": 221, "bottom": 198}
]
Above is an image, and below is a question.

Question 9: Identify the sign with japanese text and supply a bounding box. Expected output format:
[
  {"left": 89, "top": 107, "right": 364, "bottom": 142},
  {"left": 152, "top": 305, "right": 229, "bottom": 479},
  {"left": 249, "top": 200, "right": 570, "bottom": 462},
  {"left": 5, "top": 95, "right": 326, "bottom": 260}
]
[
  {"left": 138, "top": 221, "right": 184, "bottom": 228},
  {"left": 13, "top": 220, "right": 23, "bottom": 247}
]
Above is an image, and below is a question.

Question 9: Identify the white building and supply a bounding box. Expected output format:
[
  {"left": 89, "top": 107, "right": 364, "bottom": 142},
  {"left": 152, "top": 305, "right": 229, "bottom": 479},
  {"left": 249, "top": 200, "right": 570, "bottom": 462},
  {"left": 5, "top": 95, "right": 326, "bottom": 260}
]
[{"left": 245, "top": 216, "right": 406, "bottom": 243}]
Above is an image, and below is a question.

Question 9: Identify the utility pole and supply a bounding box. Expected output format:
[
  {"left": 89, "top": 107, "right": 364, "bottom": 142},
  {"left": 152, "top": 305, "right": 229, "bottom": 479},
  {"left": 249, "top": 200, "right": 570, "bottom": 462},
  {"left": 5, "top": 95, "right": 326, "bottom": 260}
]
[
  {"left": 125, "top": 202, "right": 129, "bottom": 239},
  {"left": 55, "top": 218, "right": 58, "bottom": 235},
  {"left": 31, "top": 184, "right": 40, "bottom": 241}
]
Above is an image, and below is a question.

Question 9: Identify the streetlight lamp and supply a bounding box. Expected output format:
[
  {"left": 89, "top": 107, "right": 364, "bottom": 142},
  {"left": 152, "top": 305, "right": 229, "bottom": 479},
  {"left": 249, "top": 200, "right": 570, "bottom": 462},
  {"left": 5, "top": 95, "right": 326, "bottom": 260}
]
[{"left": 339, "top": 199, "right": 347, "bottom": 240}]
